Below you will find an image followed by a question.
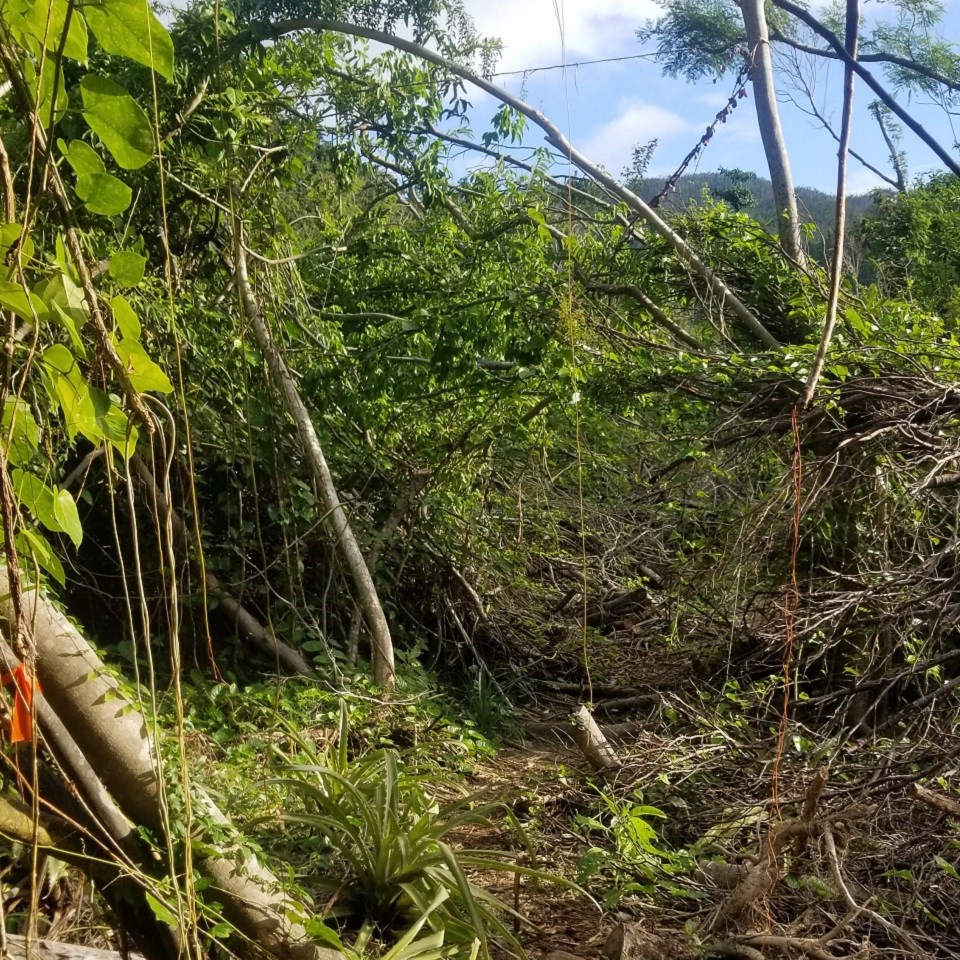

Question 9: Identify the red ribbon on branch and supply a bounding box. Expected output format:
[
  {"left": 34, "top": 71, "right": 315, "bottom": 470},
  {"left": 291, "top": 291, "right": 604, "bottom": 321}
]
[{"left": 1, "top": 663, "right": 41, "bottom": 743}]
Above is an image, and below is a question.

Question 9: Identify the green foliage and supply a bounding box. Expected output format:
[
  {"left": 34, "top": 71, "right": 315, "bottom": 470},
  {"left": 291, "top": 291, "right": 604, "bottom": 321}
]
[
  {"left": 261, "top": 706, "right": 543, "bottom": 957},
  {"left": 575, "top": 788, "right": 690, "bottom": 908},
  {"left": 859, "top": 174, "right": 960, "bottom": 320}
]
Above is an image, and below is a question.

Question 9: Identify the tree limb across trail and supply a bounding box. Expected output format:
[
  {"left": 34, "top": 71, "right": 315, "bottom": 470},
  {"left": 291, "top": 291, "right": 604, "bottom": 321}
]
[{"left": 242, "top": 18, "right": 781, "bottom": 350}]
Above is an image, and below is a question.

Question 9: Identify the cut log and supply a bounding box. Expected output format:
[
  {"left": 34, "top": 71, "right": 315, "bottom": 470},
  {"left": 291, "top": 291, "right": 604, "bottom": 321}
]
[
  {"left": 570, "top": 705, "right": 622, "bottom": 775},
  {"left": 0, "top": 570, "right": 342, "bottom": 960},
  {"left": 524, "top": 719, "right": 642, "bottom": 746},
  {"left": 912, "top": 782, "right": 960, "bottom": 817}
]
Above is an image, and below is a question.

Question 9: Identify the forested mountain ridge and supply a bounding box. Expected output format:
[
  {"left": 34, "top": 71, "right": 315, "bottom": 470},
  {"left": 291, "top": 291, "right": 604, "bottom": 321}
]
[
  {"left": 0, "top": 1, "right": 959, "bottom": 960},
  {"left": 640, "top": 169, "right": 885, "bottom": 236}
]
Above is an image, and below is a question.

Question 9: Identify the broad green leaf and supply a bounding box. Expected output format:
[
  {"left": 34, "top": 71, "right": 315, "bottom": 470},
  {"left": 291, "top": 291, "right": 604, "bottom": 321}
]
[
  {"left": 16, "top": 528, "right": 65, "bottom": 585},
  {"left": 43, "top": 343, "right": 86, "bottom": 441},
  {"left": 53, "top": 488, "right": 83, "bottom": 548},
  {"left": 42, "top": 345, "right": 138, "bottom": 454},
  {"left": 116, "top": 338, "right": 173, "bottom": 393},
  {"left": 145, "top": 893, "right": 178, "bottom": 926},
  {"left": 84, "top": 0, "right": 174, "bottom": 81},
  {"left": 1, "top": 397, "right": 40, "bottom": 466},
  {"left": 111, "top": 296, "right": 141, "bottom": 339},
  {"left": 99, "top": 399, "right": 138, "bottom": 455},
  {"left": 0, "top": 224, "right": 35, "bottom": 265},
  {"left": 6, "top": 0, "right": 88, "bottom": 62},
  {"left": 109, "top": 252, "right": 146, "bottom": 288},
  {"left": 76, "top": 171, "right": 133, "bottom": 216},
  {"left": 44, "top": 270, "right": 87, "bottom": 327},
  {"left": 43, "top": 343, "right": 79, "bottom": 378},
  {"left": 0, "top": 280, "right": 47, "bottom": 323},
  {"left": 23, "top": 58, "right": 67, "bottom": 126},
  {"left": 13, "top": 469, "right": 60, "bottom": 534},
  {"left": 80, "top": 76, "right": 154, "bottom": 170},
  {"left": 60, "top": 139, "right": 105, "bottom": 178}
]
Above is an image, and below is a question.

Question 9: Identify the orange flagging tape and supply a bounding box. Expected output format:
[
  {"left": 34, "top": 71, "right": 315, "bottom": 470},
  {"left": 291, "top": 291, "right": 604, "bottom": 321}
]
[{"left": 1, "top": 664, "right": 41, "bottom": 743}]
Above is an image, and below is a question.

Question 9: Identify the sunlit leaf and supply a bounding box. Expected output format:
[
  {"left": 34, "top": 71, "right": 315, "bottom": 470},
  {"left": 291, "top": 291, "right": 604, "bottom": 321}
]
[
  {"left": 116, "top": 338, "right": 173, "bottom": 393},
  {"left": 109, "top": 252, "right": 147, "bottom": 288},
  {"left": 5, "top": 0, "right": 88, "bottom": 62},
  {"left": 112, "top": 296, "right": 141, "bottom": 339},
  {"left": 53, "top": 488, "right": 83, "bottom": 548},
  {"left": 76, "top": 171, "right": 133, "bottom": 216},
  {"left": 84, "top": 0, "right": 174, "bottom": 81},
  {"left": 1, "top": 398, "right": 40, "bottom": 466},
  {"left": 16, "top": 528, "right": 65, "bottom": 585},
  {"left": 81, "top": 76, "right": 154, "bottom": 170}
]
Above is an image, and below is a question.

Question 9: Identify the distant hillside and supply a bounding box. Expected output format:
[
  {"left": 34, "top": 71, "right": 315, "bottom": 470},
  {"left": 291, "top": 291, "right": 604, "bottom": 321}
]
[{"left": 638, "top": 170, "right": 886, "bottom": 241}]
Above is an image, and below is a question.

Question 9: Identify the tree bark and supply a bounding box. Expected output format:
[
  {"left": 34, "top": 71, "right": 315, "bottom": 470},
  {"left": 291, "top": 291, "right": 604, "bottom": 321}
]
[
  {"left": 570, "top": 705, "right": 623, "bottom": 775},
  {"left": 739, "top": 0, "right": 804, "bottom": 263},
  {"left": 0, "top": 570, "right": 343, "bottom": 960},
  {"left": 2, "top": 936, "right": 145, "bottom": 960},
  {"left": 230, "top": 224, "right": 395, "bottom": 690}
]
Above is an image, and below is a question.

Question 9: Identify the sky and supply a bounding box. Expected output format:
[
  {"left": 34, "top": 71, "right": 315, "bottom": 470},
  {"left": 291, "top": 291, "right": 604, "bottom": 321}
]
[{"left": 451, "top": 0, "right": 960, "bottom": 194}]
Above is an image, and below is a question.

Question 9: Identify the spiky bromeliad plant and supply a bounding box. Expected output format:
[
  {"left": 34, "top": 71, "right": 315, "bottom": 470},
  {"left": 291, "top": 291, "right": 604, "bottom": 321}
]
[{"left": 261, "top": 706, "right": 559, "bottom": 959}]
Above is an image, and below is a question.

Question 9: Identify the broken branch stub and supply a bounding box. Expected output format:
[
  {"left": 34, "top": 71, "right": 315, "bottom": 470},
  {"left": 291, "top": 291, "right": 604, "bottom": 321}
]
[{"left": 570, "top": 704, "right": 622, "bottom": 775}]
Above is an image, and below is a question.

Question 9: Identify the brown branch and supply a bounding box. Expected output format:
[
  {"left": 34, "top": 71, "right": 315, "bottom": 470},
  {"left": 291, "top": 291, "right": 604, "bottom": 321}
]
[
  {"left": 772, "top": 0, "right": 960, "bottom": 177},
  {"left": 911, "top": 783, "right": 960, "bottom": 817},
  {"left": 802, "top": 0, "right": 859, "bottom": 407}
]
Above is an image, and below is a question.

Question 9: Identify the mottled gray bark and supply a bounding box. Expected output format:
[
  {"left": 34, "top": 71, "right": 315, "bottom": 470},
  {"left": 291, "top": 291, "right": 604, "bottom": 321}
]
[
  {"left": 0, "top": 571, "right": 342, "bottom": 960},
  {"left": 739, "top": 0, "right": 805, "bottom": 263}
]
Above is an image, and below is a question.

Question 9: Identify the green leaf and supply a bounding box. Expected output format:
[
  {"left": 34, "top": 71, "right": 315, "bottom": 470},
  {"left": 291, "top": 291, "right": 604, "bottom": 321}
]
[
  {"left": 109, "top": 252, "right": 146, "bottom": 288},
  {"left": 16, "top": 527, "right": 65, "bottom": 585},
  {"left": 53, "top": 488, "right": 83, "bottom": 548},
  {"left": 0, "top": 224, "right": 35, "bottom": 266},
  {"left": 80, "top": 76, "right": 154, "bottom": 170},
  {"left": 0, "top": 280, "right": 47, "bottom": 323},
  {"left": 116, "top": 338, "right": 173, "bottom": 393},
  {"left": 5, "top": 0, "right": 88, "bottom": 62},
  {"left": 13, "top": 469, "right": 60, "bottom": 534},
  {"left": 23, "top": 58, "right": 67, "bottom": 126},
  {"left": 112, "top": 296, "right": 141, "bottom": 339},
  {"left": 60, "top": 139, "right": 105, "bottom": 178},
  {"left": 1, "top": 397, "right": 40, "bottom": 466},
  {"left": 84, "top": 0, "right": 174, "bottom": 81},
  {"left": 37, "top": 272, "right": 88, "bottom": 355},
  {"left": 77, "top": 172, "right": 132, "bottom": 217},
  {"left": 145, "top": 892, "right": 178, "bottom": 926}
]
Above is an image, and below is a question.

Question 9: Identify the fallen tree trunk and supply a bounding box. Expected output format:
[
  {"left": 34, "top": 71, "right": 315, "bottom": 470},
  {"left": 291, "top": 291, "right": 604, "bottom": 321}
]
[
  {"left": 0, "top": 635, "right": 137, "bottom": 856},
  {"left": 0, "top": 570, "right": 342, "bottom": 960},
  {"left": 0, "top": 796, "right": 175, "bottom": 960},
  {"left": 570, "top": 705, "right": 622, "bottom": 775}
]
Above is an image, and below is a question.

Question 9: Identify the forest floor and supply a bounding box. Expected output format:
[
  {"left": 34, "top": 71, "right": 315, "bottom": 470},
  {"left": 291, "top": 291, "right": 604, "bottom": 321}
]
[{"left": 446, "top": 660, "right": 960, "bottom": 960}]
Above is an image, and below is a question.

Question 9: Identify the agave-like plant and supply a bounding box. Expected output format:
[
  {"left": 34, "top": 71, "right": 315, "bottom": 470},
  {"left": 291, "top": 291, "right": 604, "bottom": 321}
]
[{"left": 259, "top": 705, "right": 565, "bottom": 959}]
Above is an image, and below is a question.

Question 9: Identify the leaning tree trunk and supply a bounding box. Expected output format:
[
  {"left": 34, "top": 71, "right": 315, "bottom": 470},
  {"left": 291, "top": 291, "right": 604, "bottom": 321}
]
[
  {"left": 0, "top": 570, "right": 342, "bottom": 960},
  {"left": 739, "top": 0, "right": 805, "bottom": 263},
  {"left": 230, "top": 219, "right": 396, "bottom": 690}
]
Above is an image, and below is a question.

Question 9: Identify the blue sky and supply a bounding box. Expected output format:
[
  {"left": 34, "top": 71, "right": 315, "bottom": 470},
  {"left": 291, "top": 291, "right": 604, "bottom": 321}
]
[{"left": 457, "top": 0, "right": 960, "bottom": 194}]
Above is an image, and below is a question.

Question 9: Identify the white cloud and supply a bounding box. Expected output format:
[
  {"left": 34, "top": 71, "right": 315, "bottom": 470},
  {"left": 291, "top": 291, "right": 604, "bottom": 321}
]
[
  {"left": 844, "top": 165, "right": 888, "bottom": 195},
  {"left": 467, "top": 0, "right": 663, "bottom": 72},
  {"left": 581, "top": 98, "right": 693, "bottom": 172}
]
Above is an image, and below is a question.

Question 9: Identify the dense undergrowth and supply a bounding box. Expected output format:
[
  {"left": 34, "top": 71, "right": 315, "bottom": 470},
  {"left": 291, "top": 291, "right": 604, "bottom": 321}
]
[{"left": 1, "top": 0, "right": 959, "bottom": 958}]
